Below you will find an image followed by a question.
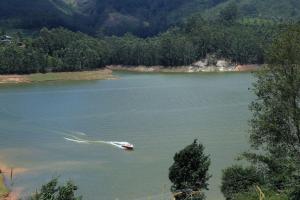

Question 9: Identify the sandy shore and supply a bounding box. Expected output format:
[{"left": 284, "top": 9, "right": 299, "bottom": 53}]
[
  {"left": 0, "top": 69, "right": 116, "bottom": 84},
  {"left": 0, "top": 76, "right": 30, "bottom": 84},
  {"left": 0, "top": 162, "right": 28, "bottom": 176}
]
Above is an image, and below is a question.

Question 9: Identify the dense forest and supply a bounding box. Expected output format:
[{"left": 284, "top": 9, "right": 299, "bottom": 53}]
[{"left": 0, "top": 7, "right": 286, "bottom": 74}]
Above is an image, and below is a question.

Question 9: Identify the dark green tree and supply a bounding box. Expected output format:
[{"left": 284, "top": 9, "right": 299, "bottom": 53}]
[{"left": 169, "top": 140, "right": 211, "bottom": 200}]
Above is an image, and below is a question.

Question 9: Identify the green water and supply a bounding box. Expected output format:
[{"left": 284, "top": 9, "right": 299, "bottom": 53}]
[{"left": 0, "top": 72, "right": 253, "bottom": 200}]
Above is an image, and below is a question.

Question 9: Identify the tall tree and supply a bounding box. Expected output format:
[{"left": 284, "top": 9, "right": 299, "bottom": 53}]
[
  {"left": 169, "top": 140, "right": 211, "bottom": 200},
  {"left": 245, "top": 25, "right": 300, "bottom": 192}
]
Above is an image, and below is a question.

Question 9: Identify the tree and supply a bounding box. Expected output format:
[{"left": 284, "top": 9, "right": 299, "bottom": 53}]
[
  {"left": 221, "top": 165, "right": 264, "bottom": 200},
  {"left": 31, "top": 178, "right": 81, "bottom": 200},
  {"left": 244, "top": 25, "right": 300, "bottom": 192},
  {"left": 169, "top": 140, "right": 211, "bottom": 200}
]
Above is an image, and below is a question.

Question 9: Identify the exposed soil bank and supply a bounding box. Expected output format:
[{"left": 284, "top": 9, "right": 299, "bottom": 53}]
[
  {"left": 0, "top": 69, "right": 116, "bottom": 84},
  {"left": 0, "top": 75, "right": 30, "bottom": 84},
  {"left": 0, "top": 162, "right": 27, "bottom": 200},
  {"left": 107, "top": 64, "right": 260, "bottom": 73}
]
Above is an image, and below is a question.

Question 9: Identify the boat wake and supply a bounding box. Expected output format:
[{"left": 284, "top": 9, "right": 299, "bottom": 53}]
[{"left": 64, "top": 135, "right": 134, "bottom": 150}]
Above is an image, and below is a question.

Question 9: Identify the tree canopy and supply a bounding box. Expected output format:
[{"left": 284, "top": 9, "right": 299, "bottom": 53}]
[
  {"left": 31, "top": 178, "right": 81, "bottom": 200},
  {"left": 169, "top": 140, "right": 211, "bottom": 200}
]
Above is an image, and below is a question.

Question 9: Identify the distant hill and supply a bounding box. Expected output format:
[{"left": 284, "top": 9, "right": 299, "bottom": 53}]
[{"left": 0, "top": 0, "right": 299, "bottom": 36}]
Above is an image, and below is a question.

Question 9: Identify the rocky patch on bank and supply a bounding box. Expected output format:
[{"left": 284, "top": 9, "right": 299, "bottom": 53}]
[{"left": 107, "top": 58, "right": 261, "bottom": 73}]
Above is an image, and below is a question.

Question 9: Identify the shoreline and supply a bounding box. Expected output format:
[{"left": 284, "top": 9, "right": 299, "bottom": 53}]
[
  {"left": 0, "top": 162, "right": 28, "bottom": 200},
  {"left": 107, "top": 64, "right": 260, "bottom": 73},
  {"left": 0, "top": 69, "right": 116, "bottom": 85},
  {"left": 0, "top": 64, "right": 260, "bottom": 85}
]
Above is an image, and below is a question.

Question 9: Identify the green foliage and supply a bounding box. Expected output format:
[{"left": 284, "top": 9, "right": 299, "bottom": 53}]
[
  {"left": 246, "top": 25, "right": 300, "bottom": 189},
  {"left": 234, "top": 188, "right": 289, "bottom": 200},
  {"left": 242, "top": 152, "right": 296, "bottom": 190},
  {"left": 0, "top": 28, "right": 111, "bottom": 74},
  {"left": 221, "top": 165, "right": 264, "bottom": 200},
  {"left": 220, "top": 24, "right": 300, "bottom": 200},
  {"left": 223, "top": 25, "right": 300, "bottom": 199},
  {"left": 289, "top": 185, "right": 300, "bottom": 200},
  {"left": 169, "top": 140, "right": 211, "bottom": 200},
  {"left": 205, "top": 0, "right": 300, "bottom": 22},
  {"left": 0, "top": 20, "right": 280, "bottom": 74},
  {"left": 0, "top": 0, "right": 228, "bottom": 37},
  {"left": 219, "top": 3, "right": 238, "bottom": 23},
  {"left": 31, "top": 178, "right": 81, "bottom": 200}
]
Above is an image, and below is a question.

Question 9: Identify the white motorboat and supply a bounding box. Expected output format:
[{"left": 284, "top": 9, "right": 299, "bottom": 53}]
[{"left": 111, "top": 142, "right": 134, "bottom": 150}]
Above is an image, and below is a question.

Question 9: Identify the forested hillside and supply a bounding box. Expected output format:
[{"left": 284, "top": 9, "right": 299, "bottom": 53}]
[
  {"left": 205, "top": 0, "right": 300, "bottom": 20},
  {"left": 0, "top": 18, "right": 283, "bottom": 74},
  {"left": 1, "top": 0, "right": 299, "bottom": 37},
  {"left": 0, "top": 0, "right": 299, "bottom": 74},
  {"left": 0, "top": 1, "right": 70, "bottom": 30},
  {"left": 0, "top": 0, "right": 225, "bottom": 36}
]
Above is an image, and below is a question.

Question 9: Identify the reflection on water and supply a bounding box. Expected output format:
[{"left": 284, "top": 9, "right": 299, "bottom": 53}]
[{"left": 0, "top": 72, "right": 253, "bottom": 200}]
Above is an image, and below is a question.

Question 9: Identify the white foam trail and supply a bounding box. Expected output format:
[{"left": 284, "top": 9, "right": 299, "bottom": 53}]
[
  {"left": 64, "top": 137, "right": 90, "bottom": 144},
  {"left": 71, "top": 131, "right": 87, "bottom": 136},
  {"left": 64, "top": 135, "right": 108, "bottom": 145},
  {"left": 109, "top": 142, "right": 126, "bottom": 149},
  {"left": 64, "top": 135, "right": 131, "bottom": 150}
]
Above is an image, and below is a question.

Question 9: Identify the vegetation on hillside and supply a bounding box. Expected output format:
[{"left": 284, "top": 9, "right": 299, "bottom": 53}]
[
  {"left": 0, "top": 13, "right": 284, "bottom": 74},
  {"left": 0, "top": 0, "right": 227, "bottom": 36}
]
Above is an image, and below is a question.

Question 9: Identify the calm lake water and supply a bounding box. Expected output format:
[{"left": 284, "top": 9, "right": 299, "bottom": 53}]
[{"left": 0, "top": 72, "right": 254, "bottom": 200}]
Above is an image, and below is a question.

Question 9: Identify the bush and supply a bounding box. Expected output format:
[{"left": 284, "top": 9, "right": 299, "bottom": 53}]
[
  {"left": 221, "top": 165, "right": 264, "bottom": 200},
  {"left": 31, "top": 178, "right": 81, "bottom": 200},
  {"left": 234, "top": 188, "right": 289, "bottom": 200}
]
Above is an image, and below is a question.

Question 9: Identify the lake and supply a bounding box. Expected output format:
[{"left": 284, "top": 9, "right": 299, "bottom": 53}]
[{"left": 0, "top": 72, "right": 254, "bottom": 200}]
